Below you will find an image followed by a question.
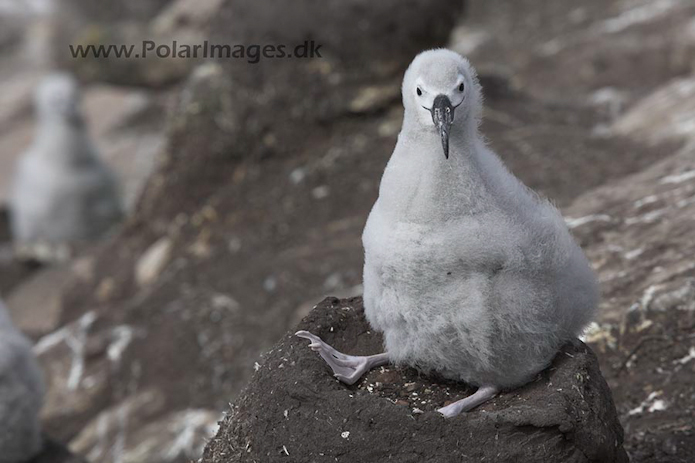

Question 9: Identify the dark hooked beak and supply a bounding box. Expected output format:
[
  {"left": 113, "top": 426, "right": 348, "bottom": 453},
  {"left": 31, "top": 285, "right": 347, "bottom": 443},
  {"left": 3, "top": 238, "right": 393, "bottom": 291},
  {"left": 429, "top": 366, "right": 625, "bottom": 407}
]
[{"left": 430, "top": 94, "right": 454, "bottom": 159}]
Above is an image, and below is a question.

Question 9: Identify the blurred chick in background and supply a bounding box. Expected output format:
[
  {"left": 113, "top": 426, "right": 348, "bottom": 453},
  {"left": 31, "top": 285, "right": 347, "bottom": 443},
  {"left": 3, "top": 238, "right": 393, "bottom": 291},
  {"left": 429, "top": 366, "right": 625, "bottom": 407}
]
[
  {"left": 9, "top": 73, "right": 123, "bottom": 251},
  {"left": 0, "top": 299, "right": 44, "bottom": 463}
]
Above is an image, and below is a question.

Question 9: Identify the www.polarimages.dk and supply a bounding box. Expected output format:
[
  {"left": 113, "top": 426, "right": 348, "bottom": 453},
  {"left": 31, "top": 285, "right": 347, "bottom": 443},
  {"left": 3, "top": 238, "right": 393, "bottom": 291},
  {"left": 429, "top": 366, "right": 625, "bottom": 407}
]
[{"left": 68, "top": 40, "right": 323, "bottom": 63}]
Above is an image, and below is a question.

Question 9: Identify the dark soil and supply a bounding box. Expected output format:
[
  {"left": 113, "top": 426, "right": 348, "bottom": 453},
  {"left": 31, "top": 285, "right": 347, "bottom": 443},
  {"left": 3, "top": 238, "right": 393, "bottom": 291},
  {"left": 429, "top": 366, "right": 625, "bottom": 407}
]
[{"left": 204, "top": 297, "right": 628, "bottom": 463}]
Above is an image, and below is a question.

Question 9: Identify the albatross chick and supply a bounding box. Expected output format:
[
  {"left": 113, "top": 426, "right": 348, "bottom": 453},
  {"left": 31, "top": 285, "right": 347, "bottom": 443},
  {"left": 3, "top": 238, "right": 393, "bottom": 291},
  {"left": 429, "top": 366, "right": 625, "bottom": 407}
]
[{"left": 298, "top": 49, "right": 598, "bottom": 418}]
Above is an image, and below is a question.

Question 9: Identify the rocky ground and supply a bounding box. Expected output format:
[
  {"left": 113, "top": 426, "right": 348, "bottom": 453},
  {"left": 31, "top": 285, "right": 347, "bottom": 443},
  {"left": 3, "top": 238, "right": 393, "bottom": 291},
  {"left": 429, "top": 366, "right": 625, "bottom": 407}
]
[
  {"left": 205, "top": 297, "right": 628, "bottom": 463},
  {"left": 0, "top": 0, "right": 694, "bottom": 462}
]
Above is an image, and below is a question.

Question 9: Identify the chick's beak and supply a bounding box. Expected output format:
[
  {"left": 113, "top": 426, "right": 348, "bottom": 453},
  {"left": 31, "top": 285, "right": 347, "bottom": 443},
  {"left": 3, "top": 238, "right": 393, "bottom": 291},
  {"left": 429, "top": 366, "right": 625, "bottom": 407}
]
[{"left": 431, "top": 94, "right": 454, "bottom": 159}]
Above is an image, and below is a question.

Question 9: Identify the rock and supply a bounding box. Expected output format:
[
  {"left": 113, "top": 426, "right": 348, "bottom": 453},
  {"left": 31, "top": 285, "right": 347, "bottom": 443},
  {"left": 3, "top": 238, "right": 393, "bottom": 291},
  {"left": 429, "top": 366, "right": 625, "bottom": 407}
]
[
  {"left": 347, "top": 84, "right": 401, "bottom": 114},
  {"left": 68, "top": 387, "right": 220, "bottom": 463},
  {"left": 0, "top": 8, "right": 32, "bottom": 55},
  {"left": 51, "top": 0, "right": 212, "bottom": 88},
  {"left": 135, "top": 237, "right": 173, "bottom": 286},
  {"left": 29, "top": 436, "right": 87, "bottom": 463},
  {"left": 210, "top": 0, "right": 464, "bottom": 66},
  {"left": 203, "top": 297, "right": 628, "bottom": 463},
  {"left": 611, "top": 77, "right": 695, "bottom": 146},
  {"left": 461, "top": 0, "right": 695, "bottom": 100},
  {"left": 55, "top": 21, "right": 196, "bottom": 88},
  {"left": 5, "top": 264, "right": 71, "bottom": 338},
  {"left": 151, "top": 0, "right": 225, "bottom": 37},
  {"left": 67, "top": 388, "right": 166, "bottom": 458},
  {"left": 201, "top": 0, "right": 465, "bottom": 124},
  {"left": 117, "top": 409, "right": 220, "bottom": 463},
  {"left": 58, "top": 0, "right": 174, "bottom": 23},
  {"left": 34, "top": 311, "right": 141, "bottom": 442},
  {"left": 72, "top": 407, "right": 221, "bottom": 463},
  {"left": 567, "top": 144, "right": 695, "bottom": 324},
  {"left": 565, "top": 142, "right": 695, "bottom": 461}
]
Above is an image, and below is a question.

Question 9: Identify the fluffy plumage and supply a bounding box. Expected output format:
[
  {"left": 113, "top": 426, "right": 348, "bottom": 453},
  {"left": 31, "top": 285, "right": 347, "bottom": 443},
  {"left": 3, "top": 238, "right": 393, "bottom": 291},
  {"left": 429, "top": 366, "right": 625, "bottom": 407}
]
[
  {"left": 10, "top": 73, "right": 123, "bottom": 244},
  {"left": 298, "top": 49, "right": 598, "bottom": 417},
  {"left": 0, "top": 300, "right": 44, "bottom": 462},
  {"left": 362, "top": 49, "right": 598, "bottom": 389}
]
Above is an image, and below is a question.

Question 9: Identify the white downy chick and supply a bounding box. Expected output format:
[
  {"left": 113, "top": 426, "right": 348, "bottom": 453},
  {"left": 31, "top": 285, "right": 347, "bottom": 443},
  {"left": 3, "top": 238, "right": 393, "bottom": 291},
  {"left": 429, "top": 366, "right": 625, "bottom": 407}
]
[
  {"left": 10, "top": 73, "right": 123, "bottom": 245},
  {"left": 298, "top": 49, "right": 598, "bottom": 418}
]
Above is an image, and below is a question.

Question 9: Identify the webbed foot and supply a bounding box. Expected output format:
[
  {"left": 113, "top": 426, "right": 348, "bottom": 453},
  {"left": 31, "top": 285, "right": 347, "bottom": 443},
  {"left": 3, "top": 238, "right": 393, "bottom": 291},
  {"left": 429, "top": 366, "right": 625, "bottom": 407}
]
[
  {"left": 437, "top": 385, "right": 498, "bottom": 418},
  {"left": 295, "top": 330, "right": 389, "bottom": 385}
]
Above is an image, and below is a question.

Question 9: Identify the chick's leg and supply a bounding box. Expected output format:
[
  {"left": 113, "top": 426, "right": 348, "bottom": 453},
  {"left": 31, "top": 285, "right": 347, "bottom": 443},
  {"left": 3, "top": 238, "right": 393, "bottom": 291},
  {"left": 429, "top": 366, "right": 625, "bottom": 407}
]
[
  {"left": 296, "top": 331, "right": 389, "bottom": 385},
  {"left": 437, "top": 385, "right": 499, "bottom": 418}
]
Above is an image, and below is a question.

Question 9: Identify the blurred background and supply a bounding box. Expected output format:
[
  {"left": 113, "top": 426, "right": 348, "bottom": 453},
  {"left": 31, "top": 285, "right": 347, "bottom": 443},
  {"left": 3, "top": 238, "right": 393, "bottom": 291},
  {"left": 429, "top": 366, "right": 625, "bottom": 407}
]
[{"left": 0, "top": 0, "right": 694, "bottom": 462}]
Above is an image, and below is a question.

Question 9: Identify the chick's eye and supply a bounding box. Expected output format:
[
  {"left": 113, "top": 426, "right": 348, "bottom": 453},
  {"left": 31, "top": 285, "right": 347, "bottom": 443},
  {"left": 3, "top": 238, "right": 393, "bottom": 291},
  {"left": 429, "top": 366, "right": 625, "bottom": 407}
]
[
  {"left": 416, "top": 87, "right": 422, "bottom": 96},
  {"left": 458, "top": 83, "right": 465, "bottom": 92}
]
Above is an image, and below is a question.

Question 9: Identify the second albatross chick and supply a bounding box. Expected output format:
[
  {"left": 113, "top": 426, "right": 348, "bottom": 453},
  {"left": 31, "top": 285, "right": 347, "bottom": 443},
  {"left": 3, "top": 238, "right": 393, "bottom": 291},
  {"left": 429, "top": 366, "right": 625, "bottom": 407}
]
[
  {"left": 297, "top": 49, "right": 598, "bottom": 418},
  {"left": 0, "top": 299, "right": 45, "bottom": 461},
  {"left": 9, "top": 73, "right": 123, "bottom": 245}
]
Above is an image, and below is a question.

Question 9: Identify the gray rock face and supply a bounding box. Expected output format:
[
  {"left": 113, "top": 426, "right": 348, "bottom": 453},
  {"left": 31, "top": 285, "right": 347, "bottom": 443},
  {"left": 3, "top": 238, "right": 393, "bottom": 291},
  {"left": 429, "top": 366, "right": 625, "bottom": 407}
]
[
  {"left": 205, "top": 0, "right": 466, "bottom": 125},
  {"left": 59, "top": 0, "right": 174, "bottom": 23},
  {"left": 566, "top": 142, "right": 695, "bottom": 461},
  {"left": 203, "top": 297, "right": 627, "bottom": 463},
  {"left": 211, "top": 0, "right": 464, "bottom": 65},
  {"left": 567, "top": 146, "right": 695, "bottom": 325}
]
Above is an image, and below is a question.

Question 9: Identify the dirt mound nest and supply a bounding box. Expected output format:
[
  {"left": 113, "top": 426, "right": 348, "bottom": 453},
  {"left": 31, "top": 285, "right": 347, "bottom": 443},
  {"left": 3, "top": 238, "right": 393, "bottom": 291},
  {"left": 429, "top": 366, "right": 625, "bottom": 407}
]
[{"left": 203, "top": 297, "right": 628, "bottom": 463}]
